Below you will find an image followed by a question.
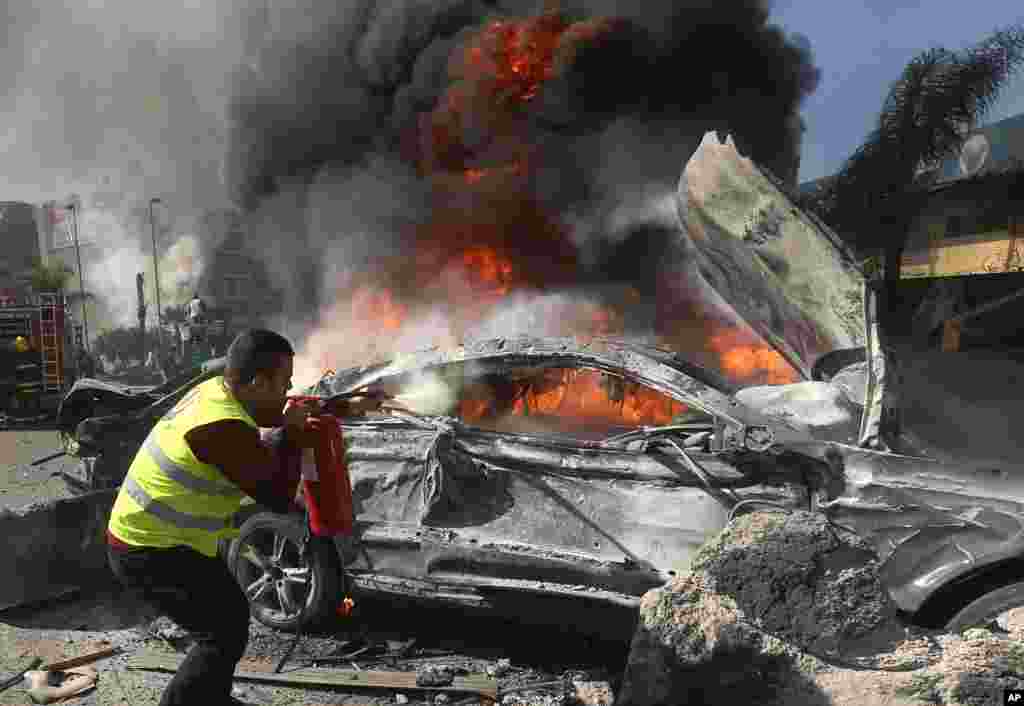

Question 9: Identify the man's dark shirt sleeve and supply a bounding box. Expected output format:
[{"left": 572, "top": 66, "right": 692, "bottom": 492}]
[{"left": 185, "top": 420, "right": 304, "bottom": 515}]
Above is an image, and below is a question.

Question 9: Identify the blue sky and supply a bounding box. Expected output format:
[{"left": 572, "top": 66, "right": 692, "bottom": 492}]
[{"left": 769, "top": 0, "right": 1024, "bottom": 184}]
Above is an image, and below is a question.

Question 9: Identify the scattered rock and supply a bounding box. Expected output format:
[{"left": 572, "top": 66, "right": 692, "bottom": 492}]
[
  {"left": 395, "top": 694, "right": 409, "bottom": 704},
  {"left": 571, "top": 680, "right": 613, "bottom": 706},
  {"left": 502, "top": 693, "right": 567, "bottom": 706},
  {"left": 416, "top": 664, "right": 455, "bottom": 687},
  {"left": 617, "top": 509, "right": 1024, "bottom": 705},
  {"left": 488, "top": 658, "right": 512, "bottom": 678},
  {"left": 434, "top": 694, "right": 450, "bottom": 704},
  {"left": 149, "top": 616, "right": 188, "bottom": 642},
  {"left": 617, "top": 511, "right": 921, "bottom": 705}
]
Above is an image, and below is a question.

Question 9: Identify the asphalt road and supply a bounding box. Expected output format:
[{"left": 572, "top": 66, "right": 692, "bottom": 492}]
[{"left": 0, "top": 426, "right": 78, "bottom": 510}]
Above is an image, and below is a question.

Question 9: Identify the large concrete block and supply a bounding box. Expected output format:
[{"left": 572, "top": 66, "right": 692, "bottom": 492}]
[{"left": 0, "top": 489, "right": 118, "bottom": 611}]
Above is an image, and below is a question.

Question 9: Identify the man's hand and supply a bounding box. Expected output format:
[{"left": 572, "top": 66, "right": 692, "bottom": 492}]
[
  {"left": 344, "top": 394, "right": 384, "bottom": 416},
  {"left": 323, "top": 391, "right": 386, "bottom": 417},
  {"left": 283, "top": 399, "right": 316, "bottom": 435}
]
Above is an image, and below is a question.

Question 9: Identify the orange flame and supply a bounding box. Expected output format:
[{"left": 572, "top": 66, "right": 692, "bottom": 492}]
[
  {"left": 462, "top": 12, "right": 569, "bottom": 106},
  {"left": 707, "top": 327, "right": 798, "bottom": 386},
  {"left": 350, "top": 286, "right": 407, "bottom": 331},
  {"left": 459, "top": 246, "right": 515, "bottom": 296},
  {"left": 456, "top": 368, "right": 688, "bottom": 428}
]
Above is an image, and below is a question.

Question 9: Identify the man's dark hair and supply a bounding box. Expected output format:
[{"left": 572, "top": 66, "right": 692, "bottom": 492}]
[{"left": 224, "top": 329, "right": 294, "bottom": 386}]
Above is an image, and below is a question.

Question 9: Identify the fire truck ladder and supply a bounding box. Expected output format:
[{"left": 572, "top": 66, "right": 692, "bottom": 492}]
[{"left": 38, "top": 293, "right": 64, "bottom": 393}]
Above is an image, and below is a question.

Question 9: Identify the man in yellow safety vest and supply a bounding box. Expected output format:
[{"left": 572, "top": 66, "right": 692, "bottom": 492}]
[{"left": 106, "top": 329, "right": 377, "bottom": 706}]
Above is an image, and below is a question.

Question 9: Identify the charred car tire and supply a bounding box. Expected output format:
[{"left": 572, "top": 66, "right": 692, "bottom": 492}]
[
  {"left": 228, "top": 512, "right": 341, "bottom": 632},
  {"left": 912, "top": 559, "right": 1024, "bottom": 632}
]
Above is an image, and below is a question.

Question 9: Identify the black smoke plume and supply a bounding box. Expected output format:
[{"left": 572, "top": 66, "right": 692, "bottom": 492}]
[{"left": 225, "top": 0, "right": 820, "bottom": 210}]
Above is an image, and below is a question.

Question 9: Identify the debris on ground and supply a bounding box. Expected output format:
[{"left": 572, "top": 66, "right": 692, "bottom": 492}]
[
  {"left": 618, "top": 509, "right": 1024, "bottom": 705},
  {"left": 0, "top": 656, "right": 42, "bottom": 695},
  {"left": 23, "top": 665, "right": 98, "bottom": 704},
  {"left": 571, "top": 680, "right": 614, "bottom": 706},
  {"left": 416, "top": 663, "right": 456, "bottom": 686},
  {"left": 487, "top": 658, "right": 512, "bottom": 678},
  {"left": 128, "top": 648, "right": 499, "bottom": 698}
]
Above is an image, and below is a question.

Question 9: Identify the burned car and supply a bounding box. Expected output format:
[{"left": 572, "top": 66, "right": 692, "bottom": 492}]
[
  {"left": 58, "top": 134, "right": 1024, "bottom": 637},
  {"left": 56, "top": 359, "right": 227, "bottom": 490}
]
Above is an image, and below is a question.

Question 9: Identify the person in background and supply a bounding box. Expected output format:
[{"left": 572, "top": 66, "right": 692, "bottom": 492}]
[
  {"left": 186, "top": 292, "right": 206, "bottom": 326},
  {"left": 105, "top": 329, "right": 380, "bottom": 706}
]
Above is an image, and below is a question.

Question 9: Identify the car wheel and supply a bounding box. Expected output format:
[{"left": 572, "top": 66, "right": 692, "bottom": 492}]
[
  {"left": 942, "top": 581, "right": 1024, "bottom": 633},
  {"left": 228, "top": 513, "right": 341, "bottom": 632},
  {"left": 912, "top": 560, "right": 1024, "bottom": 632}
]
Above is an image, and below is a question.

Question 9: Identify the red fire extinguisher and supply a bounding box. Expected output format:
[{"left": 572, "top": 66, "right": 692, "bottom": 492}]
[
  {"left": 296, "top": 411, "right": 357, "bottom": 618},
  {"left": 299, "top": 413, "right": 354, "bottom": 537}
]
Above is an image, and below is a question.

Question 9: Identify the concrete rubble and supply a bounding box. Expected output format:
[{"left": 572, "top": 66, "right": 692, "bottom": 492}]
[{"left": 618, "top": 510, "right": 1024, "bottom": 706}]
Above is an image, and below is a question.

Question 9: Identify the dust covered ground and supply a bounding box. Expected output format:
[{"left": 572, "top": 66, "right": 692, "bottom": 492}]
[
  {"left": 0, "top": 426, "right": 79, "bottom": 511},
  {"left": 0, "top": 583, "right": 629, "bottom": 706}
]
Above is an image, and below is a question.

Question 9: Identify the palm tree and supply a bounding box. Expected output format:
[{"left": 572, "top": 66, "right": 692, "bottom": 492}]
[{"left": 801, "top": 26, "right": 1024, "bottom": 320}]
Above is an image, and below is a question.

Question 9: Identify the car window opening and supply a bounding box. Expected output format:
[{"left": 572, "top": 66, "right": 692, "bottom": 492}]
[{"left": 455, "top": 367, "right": 706, "bottom": 436}]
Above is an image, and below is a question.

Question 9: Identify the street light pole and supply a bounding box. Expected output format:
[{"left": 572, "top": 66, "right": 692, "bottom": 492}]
[
  {"left": 149, "top": 198, "right": 163, "bottom": 345},
  {"left": 69, "top": 201, "right": 89, "bottom": 351}
]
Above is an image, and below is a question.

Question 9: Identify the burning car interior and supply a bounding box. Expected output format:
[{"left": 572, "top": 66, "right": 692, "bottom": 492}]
[{"left": 374, "top": 363, "right": 710, "bottom": 441}]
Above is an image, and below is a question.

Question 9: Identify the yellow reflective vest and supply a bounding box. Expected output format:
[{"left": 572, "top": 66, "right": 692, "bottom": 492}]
[{"left": 108, "top": 377, "right": 256, "bottom": 557}]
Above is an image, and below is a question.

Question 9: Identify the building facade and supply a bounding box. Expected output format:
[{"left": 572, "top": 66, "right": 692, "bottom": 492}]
[
  {"left": 0, "top": 202, "right": 50, "bottom": 305},
  {"left": 196, "top": 209, "right": 283, "bottom": 332},
  {"left": 900, "top": 112, "right": 1024, "bottom": 279}
]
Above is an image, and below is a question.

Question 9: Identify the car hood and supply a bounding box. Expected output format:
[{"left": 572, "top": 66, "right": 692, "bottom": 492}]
[{"left": 677, "top": 132, "right": 869, "bottom": 379}]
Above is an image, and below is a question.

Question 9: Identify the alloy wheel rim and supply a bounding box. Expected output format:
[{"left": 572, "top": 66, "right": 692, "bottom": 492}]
[{"left": 237, "top": 529, "right": 313, "bottom": 621}]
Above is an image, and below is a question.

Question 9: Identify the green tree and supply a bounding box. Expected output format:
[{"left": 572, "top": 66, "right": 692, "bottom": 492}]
[
  {"left": 92, "top": 327, "right": 141, "bottom": 362},
  {"left": 29, "top": 260, "right": 75, "bottom": 292},
  {"left": 801, "top": 26, "right": 1024, "bottom": 316}
]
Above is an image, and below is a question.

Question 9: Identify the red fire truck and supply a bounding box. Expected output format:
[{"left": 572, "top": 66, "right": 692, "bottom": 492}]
[{"left": 0, "top": 293, "right": 77, "bottom": 420}]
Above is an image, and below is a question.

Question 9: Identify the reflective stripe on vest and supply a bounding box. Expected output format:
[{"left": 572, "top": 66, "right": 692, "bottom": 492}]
[
  {"left": 121, "top": 474, "right": 230, "bottom": 533},
  {"left": 142, "top": 437, "right": 243, "bottom": 498}
]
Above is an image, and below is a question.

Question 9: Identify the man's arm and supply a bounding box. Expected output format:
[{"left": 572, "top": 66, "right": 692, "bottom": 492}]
[{"left": 185, "top": 420, "right": 304, "bottom": 515}]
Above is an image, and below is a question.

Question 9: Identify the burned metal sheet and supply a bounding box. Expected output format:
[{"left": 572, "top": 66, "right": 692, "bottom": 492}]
[{"left": 823, "top": 446, "right": 1024, "bottom": 613}]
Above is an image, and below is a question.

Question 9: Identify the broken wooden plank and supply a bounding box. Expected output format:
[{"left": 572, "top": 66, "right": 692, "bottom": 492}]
[
  {"left": 126, "top": 650, "right": 498, "bottom": 698},
  {"left": 44, "top": 646, "right": 121, "bottom": 672}
]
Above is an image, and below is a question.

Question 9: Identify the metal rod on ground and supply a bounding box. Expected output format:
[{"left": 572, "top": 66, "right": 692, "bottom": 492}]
[
  {"left": 31, "top": 450, "right": 67, "bottom": 466},
  {"left": 0, "top": 657, "right": 43, "bottom": 695},
  {"left": 275, "top": 625, "right": 304, "bottom": 674}
]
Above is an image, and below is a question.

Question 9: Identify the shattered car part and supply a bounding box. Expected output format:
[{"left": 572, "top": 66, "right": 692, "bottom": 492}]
[{"left": 34, "top": 133, "right": 1024, "bottom": 637}]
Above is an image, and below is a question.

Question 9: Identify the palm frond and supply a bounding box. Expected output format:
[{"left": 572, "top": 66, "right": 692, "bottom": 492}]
[{"left": 818, "top": 24, "right": 1024, "bottom": 252}]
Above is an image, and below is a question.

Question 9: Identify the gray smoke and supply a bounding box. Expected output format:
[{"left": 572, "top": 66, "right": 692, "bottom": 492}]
[
  {"left": 1, "top": 2, "right": 251, "bottom": 332},
  {"left": 1, "top": 2, "right": 239, "bottom": 208}
]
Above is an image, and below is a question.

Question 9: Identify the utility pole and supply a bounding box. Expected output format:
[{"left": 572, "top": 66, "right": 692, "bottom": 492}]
[
  {"left": 149, "top": 197, "right": 163, "bottom": 348},
  {"left": 137, "top": 272, "right": 147, "bottom": 362},
  {"left": 69, "top": 200, "right": 89, "bottom": 351}
]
